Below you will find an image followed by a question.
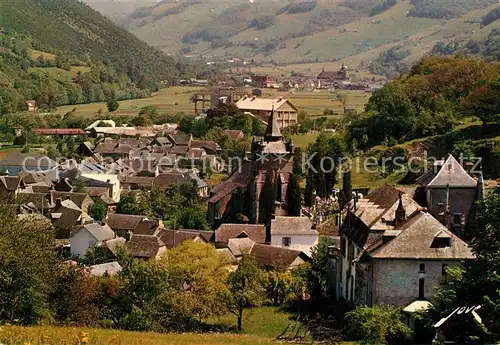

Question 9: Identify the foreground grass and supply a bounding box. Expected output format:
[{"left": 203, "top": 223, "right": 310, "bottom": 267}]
[
  {"left": 0, "top": 307, "right": 293, "bottom": 345},
  {"left": 0, "top": 325, "right": 277, "bottom": 345},
  {"left": 207, "top": 306, "right": 294, "bottom": 338}
]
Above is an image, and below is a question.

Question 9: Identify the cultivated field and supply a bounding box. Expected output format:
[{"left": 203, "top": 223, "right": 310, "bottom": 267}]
[{"left": 55, "top": 86, "right": 370, "bottom": 118}]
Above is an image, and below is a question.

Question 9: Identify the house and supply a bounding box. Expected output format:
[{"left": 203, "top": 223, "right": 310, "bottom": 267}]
[
  {"left": 51, "top": 198, "right": 84, "bottom": 238},
  {"left": 416, "top": 154, "right": 477, "bottom": 234},
  {"left": 0, "top": 152, "right": 57, "bottom": 176},
  {"left": 127, "top": 234, "right": 166, "bottom": 259},
  {"left": 51, "top": 191, "right": 94, "bottom": 222},
  {"left": 153, "top": 171, "right": 208, "bottom": 197},
  {"left": 25, "top": 100, "right": 38, "bottom": 112},
  {"left": 250, "top": 243, "right": 309, "bottom": 269},
  {"left": 88, "top": 127, "right": 156, "bottom": 138},
  {"left": 79, "top": 172, "right": 121, "bottom": 203},
  {"left": 191, "top": 140, "right": 221, "bottom": 154},
  {"left": 167, "top": 132, "right": 192, "bottom": 147},
  {"left": 316, "top": 64, "right": 348, "bottom": 88},
  {"left": 224, "top": 130, "right": 244, "bottom": 141},
  {"left": 157, "top": 228, "right": 214, "bottom": 249},
  {"left": 120, "top": 176, "right": 155, "bottom": 191},
  {"left": 236, "top": 96, "right": 298, "bottom": 129},
  {"left": 0, "top": 176, "right": 25, "bottom": 199},
  {"left": 94, "top": 142, "right": 133, "bottom": 160},
  {"left": 252, "top": 75, "right": 278, "bottom": 88},
  {"left": 335, "top": 185, "right": 474, "bottom": 308},
  {"left": 70, "top": 223, "right": 116, "bottom": 257},
  {"left": 208, "top": 110, "right": 294, "bottom": 227},
  {"left": 270, "top": 216, "right": 318, "bottom": 256},
  {"left": 215, "top": 223, "right": 266, "bottom": 245},
  {"left": 104, "top": 214, "right": 147, "bottom": 238},
  {"left": 88, "top": 261, "right": 122, "bottom": 277}
]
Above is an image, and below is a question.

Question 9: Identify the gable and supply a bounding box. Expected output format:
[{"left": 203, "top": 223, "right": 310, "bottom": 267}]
[{"left": 276, "top": 101, "right": 298, "bottom": 112}]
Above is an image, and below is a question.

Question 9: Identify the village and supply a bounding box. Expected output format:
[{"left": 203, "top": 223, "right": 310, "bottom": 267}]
[{"left": 0, "top": 60, "right": 496, "bottom": 343}]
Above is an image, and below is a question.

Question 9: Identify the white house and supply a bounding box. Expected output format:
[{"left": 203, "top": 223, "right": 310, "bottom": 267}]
[
  {"left": 70, "top": 223, "right": 116, "bottom": 257},
  {"left": 270, "top": 216, "right": 318, "bottom": 256}
]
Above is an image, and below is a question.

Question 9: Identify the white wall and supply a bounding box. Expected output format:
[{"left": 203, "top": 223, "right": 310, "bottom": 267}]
[
  {"left": 271, "top": 234, "right": 318, "bottom": 257},
  {"left": 70, "top": 229, "right": 97, "bottom": 257}
]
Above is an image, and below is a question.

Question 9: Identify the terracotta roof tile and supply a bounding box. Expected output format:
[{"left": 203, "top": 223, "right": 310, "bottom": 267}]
[{"left": 215, "top": 223, "right": 266, "bottom": 244}]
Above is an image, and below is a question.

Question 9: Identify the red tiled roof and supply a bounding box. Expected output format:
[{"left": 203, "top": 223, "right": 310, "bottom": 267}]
[{"left": 34, "top": 128, "right": 86, "bottom": 135}]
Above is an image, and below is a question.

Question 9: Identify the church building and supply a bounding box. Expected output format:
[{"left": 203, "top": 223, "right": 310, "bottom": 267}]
[{"left": 207, "top": 109, "right": 294, "bottom": 232}]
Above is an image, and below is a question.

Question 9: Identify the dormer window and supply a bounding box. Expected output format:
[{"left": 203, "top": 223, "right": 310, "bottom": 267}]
[{"left": 432, "top": 230, "right": 452, "bottom": 248}]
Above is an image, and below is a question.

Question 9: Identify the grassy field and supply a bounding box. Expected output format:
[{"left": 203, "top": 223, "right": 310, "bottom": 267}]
[
  {"left": 29, "top": 49, "right": 56, "bottom": 61},
  {"left": 55, "top": 87, "right": 370, "bottom": 118},
  {"left": 0, "top": 307, "right": 293, "bottom": 345},
  {"left": 56, "top": 86, "right": 206, "bottom": 117}
]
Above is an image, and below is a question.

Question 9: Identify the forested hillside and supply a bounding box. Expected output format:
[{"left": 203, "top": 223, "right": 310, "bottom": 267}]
[
  {"left": 0, "top": 0, "right": 180, "bottom": 113},
  {"left": 100, "top": 0, "right": 499, "bottom": 64}
]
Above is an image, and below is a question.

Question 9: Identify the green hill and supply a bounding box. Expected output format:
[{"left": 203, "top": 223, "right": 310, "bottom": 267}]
[
  {"left": 0, "top": 0, "right": 180, "bottom": 113},
  {"left": 102, "top": 0, "right": 499, "bottom": 65}
]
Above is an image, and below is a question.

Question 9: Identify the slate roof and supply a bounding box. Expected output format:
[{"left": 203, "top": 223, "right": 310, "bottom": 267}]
[
  {"left": 315, "top": 218, "right": 340, "bottom": 237},
  {"left": 208, "top": 162, "right": 253, "bottom": 203},
  {"left": 224, "top": 130, "right": 244, "bottom": 141},
  {"left": 369, "top": 212, "right": 474, "bottom": 260},
  {"left": 94, "top": 142, "right": 132, "bottom": 155},
  {"left": 88, "top": 261, "right": 122, "bottom": 277},
  {"left": 228, "top": 237, "right": 255, "bottom": 256},
  {"left": 170, "top": 145, "right": 189, "bottom": 155},
  {"left": 73, "top": 223, "right": 115, "bottom": 242},
  {"left": 18, "top": 171, "right": 48, "bottom": 184},
  {"left": 52, "top": 199, "right": 82, "bottom": 230},
  {"left": 101, "top": 237, "right": 126, "bottom": 256},
  {"left": 271, "top": 216, "right": 316, "bottom": 235},
  {"left": 168, "top": 133, "right": 192, "bottom": 146},
  {"left": 215, "top": 224, "right": 266, "bottom": 244},
  {"left": 423, "top": 154, "right": 477, "bottom": 188},
  {"left": 0, "top": 176, "right": 22, "bottom": 191},
  {"left": 51, "top": 192, "right": 90, "bottom": 209},
  {"left": 153, "top": 173, "right": 190, "bottom": 189},
  {"left": 127, "top": 234, "right": 165, "bottom": 258},
  {"left": 134, "top": 219, "right": 159, "bottom": 236},
  {"left": 249, "top": 243, "right": 307, "bottom": 268},
  {"left": 191, "top": 140, "right": 220, "bottom": 153},
  {"left": 157, "top": 228, "right": 213, "bottom": 249},
  {"left": 0, "top": 152, "right": 56, "bottom": 167},
  {"left": 105, "top": 214, "right": 146, "bottom": 231},
  {"left": 120, "top": 176, "right": 155, "bottom": 188},
  {"left": 236, "top": 96, "right": 293, "bottom": 112}
]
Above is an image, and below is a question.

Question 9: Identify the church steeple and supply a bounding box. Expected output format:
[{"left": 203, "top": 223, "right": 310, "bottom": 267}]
[{"left": 264, "top": 106, "right": 282, "bottom": 140}]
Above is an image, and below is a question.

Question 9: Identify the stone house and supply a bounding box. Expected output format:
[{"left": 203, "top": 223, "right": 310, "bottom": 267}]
[
  {"left": 235, "top": 96, "right": 298, "bottom": 129},
  {"left": 70, "top": 223, "right": 116, "bottom": 257},
  {"left": 270, "top": 216, "right": 318, "bottom": 256},
  {"left": 416, "top": 154, "right": 477, "bottom": 235},
  {"left": 335, "top": 185, "right": 474, "bottom": 309}
]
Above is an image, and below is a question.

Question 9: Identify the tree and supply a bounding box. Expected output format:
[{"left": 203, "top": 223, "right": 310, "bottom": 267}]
[
  {"left": 304, "top": 169, "right": 314, "bottom": 207},
  {"left": 89, "top": 197, "right": 107, "bottom": 221},
  {"left": 116, "top": 192, "right": 139, "bottom": 215},
  {"left": 0, "top": 210, "right": 58, "bottom": 324},
  {"left": 226, "top": 256, "right": 266, "bottom": 331},
  {"left": 452, "top": 192, "right": 500, "bottom": 338},
  {"left": 307, "top": 237, "right": 337, "bottom": 300},
  {"left": 345, "top": 305, "right": 412, "bottom": 345},
  {"left": 106, "top": 99, "right": 119, "bottom": 112},
  {"left": 286, "top": 174, "right": 301, "bottom": 216},
  {"left": 464, "top": 79, "right": 500, "bottom": 126}
]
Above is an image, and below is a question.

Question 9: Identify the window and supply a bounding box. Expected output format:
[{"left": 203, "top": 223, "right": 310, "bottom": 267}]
[
  {"left": 418, "top": 278, "right": 425, "bottom": 299},
  {"left": 282, "top": 237, "right": 291, "bottom": 247},
  {"left": 340, "top": 236, "right": 346, "bottom": 258},
  {"left": 419, "top": 263, "right": 425, "bottom": 273},
  {"left": 453, "top": 213, "right": 463, "bottom": 225}
]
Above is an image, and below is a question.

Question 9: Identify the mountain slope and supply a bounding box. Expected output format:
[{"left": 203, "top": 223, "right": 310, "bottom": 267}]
[
  {"left": 104, "top": 0, "right": 499, "bottom": 65},
  {"left": 0, "top": 0, "right": 181, "bottom": 113},
  {"left": 0, "top": 0, "right": 178, "bottom": 83}
]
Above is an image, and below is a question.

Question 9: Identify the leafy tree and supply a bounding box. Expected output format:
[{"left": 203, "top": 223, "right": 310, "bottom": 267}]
[
  {"left": 286, "top": 174, "right": 302, "bottom": 216},
  {"left": 226, "top": 256, "right": 266, "bottom": 331},
  {"left": 345, "top": 305, "right": 412, "bottom": 345},
  {"left": 89, "top": 197, "right": 107, "bottom": 221},
  {"left": 304, "top": 169, "right": 315, "bottom": 207},
  {"left": 464, "top": 79, "right": 500, "bottom": 126},
  {"left": 307, "top": 237, "right": 337, "bottom": 300},
  {"left": 452, "top": 192, "right": 500, "bottom": 338},
  {"left": 266, "top": 269, "right": 304, "bottom": 306},
  {"left": 0, "top": 209, "right": 58, "bottom": 324},
  {"left": 106, "top": 99, "right": 119, "bottom": 112},
  {"left": 116, "top": 192, "right": 140, "bottom": 215}
]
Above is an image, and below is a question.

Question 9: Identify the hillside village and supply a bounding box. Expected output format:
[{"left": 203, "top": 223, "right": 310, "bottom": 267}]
[{"left": 0, "top": 0, "right": 499, "bottom": 344}]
